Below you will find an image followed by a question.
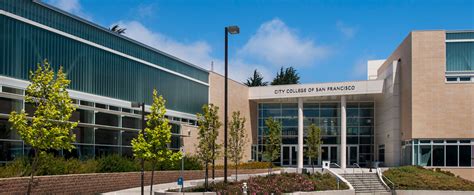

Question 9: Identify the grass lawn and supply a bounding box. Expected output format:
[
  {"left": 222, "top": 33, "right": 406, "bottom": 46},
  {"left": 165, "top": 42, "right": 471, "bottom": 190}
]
[
  {"left": 383, "top": 166, "right": 474, "bottom": 191},
  {"left": 178, "top": 173, "right": 348, "bottom": 193}
]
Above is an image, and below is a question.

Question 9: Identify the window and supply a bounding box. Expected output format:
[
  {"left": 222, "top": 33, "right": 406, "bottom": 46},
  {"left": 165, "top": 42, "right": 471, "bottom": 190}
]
[
  {"left": 0, "top": 97, "right": 22, "bottom": 114},
  {"left": 446, "top": 77, "right": 458, "bottom": 82},
  {"left": 122, "top": 131, "right": 138, "bottom": 146},
  {"left": 95, "top": 129, "right": 119, "bottom": 145},
  {"left": 460, "top": 77, "right": 471, "bottom": 82},
  {"left": 1, "top": 86, "right": 23, "bottom": 95},
  {"left": 432, "top": 145, "right": 445, "bottom": 166},
  {"left": 419, "top": 145, "right": 432, "bottom": 166},
  {"left": 459, "top": 145, "right": 471, "bottom": 166},
  {"left": 73, "top": 127, "right": 94, "bottom": 144},
  {"left": 95, "top": 112, "right": 119, "bottom": 127},
  {"left": 122, "top": 116, "right": 140, "bottom": 129},
  {"left": 446, "top": 145, "right": 458, "bottom": 166},
  {"left": 0, "top": 119, "right": 20, "bottom": 140},
  {"left": 379, "top": 145, "right": 385, "bottom": 163},
  {"left": 446, "top": 42, "right": 474, "bottom": 72},
  {"left": 0, "top": 141, "right": 23, "bottom": 162}
]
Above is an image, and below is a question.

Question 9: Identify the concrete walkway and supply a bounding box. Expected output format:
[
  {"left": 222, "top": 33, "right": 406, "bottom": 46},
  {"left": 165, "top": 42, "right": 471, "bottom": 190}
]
[{"left": 102, "top": 171, "right": 281, "bottom": 195}]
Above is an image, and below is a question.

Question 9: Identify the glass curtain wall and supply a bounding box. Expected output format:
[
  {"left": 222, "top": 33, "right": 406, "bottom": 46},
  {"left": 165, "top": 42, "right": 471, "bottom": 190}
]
[
  {"left": 0, "top": 87, "right": 188, "bottom": 163},
  {"left": 255, "top": 101, "right": 374, "bottom": 166},
  {"left": 410, "top": 139, "right": 473, "bottom": 167}
]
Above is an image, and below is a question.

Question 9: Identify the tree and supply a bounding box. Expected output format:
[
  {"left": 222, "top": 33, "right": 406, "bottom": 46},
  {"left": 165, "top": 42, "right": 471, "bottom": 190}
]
[
  {"left": 271, "top": 66, "right": 300, "bottom": 85},
  {"left": 110, "top": 24, "right": 126, "bottom": 34},
  {"left": 245, "top": 69, "right": 268, "bottom": 87},
  {"left": 196, "top": 104, "right": 222, "bottom": 191},
  {"left": 228, "top": 111, "right": 247, "bottom": 181},
  {"left": 263, "top": 118, "right": 282, "bottom": 173},
  {"left": 131, "top": 89, "right": 181, "bottom": 195},
  {"left": 305, "top": 124, "right": 323, "bottom": 173},
  {"left": 9, "top": 60, "right": 78, "bottom": 195}
]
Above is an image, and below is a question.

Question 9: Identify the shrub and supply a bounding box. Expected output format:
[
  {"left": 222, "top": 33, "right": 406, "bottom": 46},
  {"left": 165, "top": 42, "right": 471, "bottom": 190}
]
[
  {"left": 182, "top": 173, "right": 346, "bottom": 193},
  {"left": 215, "top": 161, "right": 273, "bottom": 169},
  {"left": 0, "top": 157, "right": 30, "bottom": 178},
  {"left": 383, "top": 166, "right": 474, "bottom": 191},
  {"left": 96, "top": 154, "right": 139, "bottom": 173}
]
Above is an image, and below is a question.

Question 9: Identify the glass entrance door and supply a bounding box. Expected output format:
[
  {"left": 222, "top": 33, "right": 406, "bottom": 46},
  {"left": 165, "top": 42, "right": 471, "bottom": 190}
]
[
  {"left": 347, "top": 145, "right": 359, "bottom": 166},
  {"left": 281, "top": 145, "right": 297, "bottom": 166},
  {"left": 321, "top": 145, "right": 339, "bottom": 166}
]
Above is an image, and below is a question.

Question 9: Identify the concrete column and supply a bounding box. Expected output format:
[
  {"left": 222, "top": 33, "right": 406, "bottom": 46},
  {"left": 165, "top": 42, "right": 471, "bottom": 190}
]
[
  {"left": 297, "top": 98, "right": 304, "bottom": 171},
  {"left": 340, "top": 96, "right": 347, "bottom": 169}
]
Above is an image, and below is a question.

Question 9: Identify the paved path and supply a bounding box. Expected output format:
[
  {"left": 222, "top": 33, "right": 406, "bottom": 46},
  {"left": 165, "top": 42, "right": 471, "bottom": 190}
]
[{"left": 102, "top": 171, "right": 280, "bottom": 195}]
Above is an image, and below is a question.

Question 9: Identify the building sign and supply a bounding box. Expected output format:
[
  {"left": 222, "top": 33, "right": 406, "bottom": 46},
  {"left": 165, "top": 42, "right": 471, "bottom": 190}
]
[
  {"left": 248, "top": 80, "right": 384, "bottom": 100},
  {"left": 274, "top": 85, "right": 356, "bottom": 95}
]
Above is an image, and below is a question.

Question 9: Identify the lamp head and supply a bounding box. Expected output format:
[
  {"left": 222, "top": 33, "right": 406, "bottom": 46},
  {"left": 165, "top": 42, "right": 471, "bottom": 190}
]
[{"left": 227, "top": 26, "right": 240, "bottom": 34}]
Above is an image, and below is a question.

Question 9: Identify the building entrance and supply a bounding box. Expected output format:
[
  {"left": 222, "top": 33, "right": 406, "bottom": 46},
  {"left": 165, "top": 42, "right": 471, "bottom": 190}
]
[
  {"left": 321, "top": 145, "right": 339, "bottom": 165},
  {"left": 347, "top": 145, "right": 359, "bottom": 166}
]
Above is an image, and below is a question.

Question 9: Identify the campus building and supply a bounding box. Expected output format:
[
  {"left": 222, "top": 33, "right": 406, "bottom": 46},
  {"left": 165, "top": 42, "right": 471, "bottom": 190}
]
[{"left": 0, "top": 0, "right": 473, "bottom": 179}]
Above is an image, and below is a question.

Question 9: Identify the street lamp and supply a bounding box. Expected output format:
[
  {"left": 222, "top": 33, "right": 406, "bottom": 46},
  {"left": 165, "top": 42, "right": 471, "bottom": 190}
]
[
  {"left": 131, "top": 102, "right": 145, "bottom": 195},
  {"left": 224, "top": 25, "right": 239, "bottom": 183}
]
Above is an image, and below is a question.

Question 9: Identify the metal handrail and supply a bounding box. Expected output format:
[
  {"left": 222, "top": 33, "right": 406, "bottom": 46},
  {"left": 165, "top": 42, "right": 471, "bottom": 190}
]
[{"left": 381, "top": 173, "right": 396, "bottom": 193}]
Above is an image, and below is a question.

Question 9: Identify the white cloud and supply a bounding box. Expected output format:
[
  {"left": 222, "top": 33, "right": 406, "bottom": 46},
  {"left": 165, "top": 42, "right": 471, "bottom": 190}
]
[
  {"left": 240, "top": 18, "right": 330, "bottom": 67},
  {"left": 336, "top": 21, "right": 356, "bottom": 39},
  {"left": 116, "top": 21, "right": 271, "bottom": 83},
  {"left": 46, "top": 0, "right": 91, "bottom": 20}
]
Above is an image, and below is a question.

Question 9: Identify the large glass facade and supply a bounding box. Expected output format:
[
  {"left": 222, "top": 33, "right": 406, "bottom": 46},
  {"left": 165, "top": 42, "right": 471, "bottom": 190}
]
[
  {"left": 403, "top": 139, "right": 473, "bottom": 167},
  {"left": 255, "top": 101, "right": 374, "bottom": 167},
  {"left": 0, "top": 88, "right": 189, "bottom": 163},
  {"left": 0, "top": 0, "right": 209, "bottom": 114}
]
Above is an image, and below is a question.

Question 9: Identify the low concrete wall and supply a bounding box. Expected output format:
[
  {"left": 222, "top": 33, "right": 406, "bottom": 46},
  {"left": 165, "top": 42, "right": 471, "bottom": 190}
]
[
  {"left": 0, "top": 169, "right": 270, "bottom": 194},
  {"left": 396, "top": 190, "right": 474, "bottom": 195},
  {"left": 157, "top": 190, "right": 355, "bottom": 195}
]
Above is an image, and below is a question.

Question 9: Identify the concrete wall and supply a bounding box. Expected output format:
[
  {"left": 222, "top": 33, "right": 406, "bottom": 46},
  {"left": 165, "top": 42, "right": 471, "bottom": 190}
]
[
  {"left": 410, "top": 31, "right": 474, "bottom": 139},
  {"left": 441, "top": 168, "right": 474, "bottom": 181},
  {"left": 0, "top": 169, "right": 270, "bottom": 194},
  {"left": 208, "top": 72, "right": 254, "bottom": 164},
  {"left": 375, "top": 60, "right": 402, "bottom": 166}
]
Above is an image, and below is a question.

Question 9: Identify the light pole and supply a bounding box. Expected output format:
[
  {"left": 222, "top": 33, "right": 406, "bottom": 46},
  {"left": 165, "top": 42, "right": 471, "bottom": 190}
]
[
  {"left": 224, "top": 25, "right": 239, "bottom": 183},
  {"left": 131, "top": 102, "right": 145, "bottom": 195}
]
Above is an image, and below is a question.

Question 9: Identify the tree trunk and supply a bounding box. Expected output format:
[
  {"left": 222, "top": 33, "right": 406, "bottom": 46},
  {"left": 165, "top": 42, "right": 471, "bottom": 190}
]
[
  {"left": 311, "top": 158, "right": 315, "bottom": 174},
  {"left": 150, "top": 161, "right": 156, "bottom": 195},
  {"left": 27, "top": 149, "right": 39, "bottom": 195},
  {"left": 235, "top": 162, "right": 238, "bottom": 181},
  {"left": 212, "top": 145, "right": 215, "bottom": 180},
  {"left": 205, "top": 162, "right": 209, "bottom": 191}
]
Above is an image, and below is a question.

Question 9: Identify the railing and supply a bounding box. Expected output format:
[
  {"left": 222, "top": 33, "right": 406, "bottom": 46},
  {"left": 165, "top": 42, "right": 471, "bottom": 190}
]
[
  {"left": 328, "top": 163, "right": 342, "bottom": 190},
  {"left": 377, "top": 168, "right": 397, "bottom": 195},
  {"left": 352, "top": 163, "right": 376, "bottom": 193}
]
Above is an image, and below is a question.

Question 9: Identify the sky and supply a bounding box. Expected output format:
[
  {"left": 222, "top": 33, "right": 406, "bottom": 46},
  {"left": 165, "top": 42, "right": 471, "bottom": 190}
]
[{"left": 45, "top": 0, "right": 474, "bottom": 84}]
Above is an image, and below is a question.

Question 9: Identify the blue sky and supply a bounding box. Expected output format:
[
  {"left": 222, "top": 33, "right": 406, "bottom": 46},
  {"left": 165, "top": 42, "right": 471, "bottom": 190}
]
[{"left": 45, "top": 0, "right": 474, "bottom": 83}]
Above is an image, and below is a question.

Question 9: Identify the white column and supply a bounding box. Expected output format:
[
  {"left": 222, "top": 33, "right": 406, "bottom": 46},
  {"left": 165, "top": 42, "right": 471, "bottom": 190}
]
[
  {"left": 297, "top": 98, "right": 304, "bottom": 171},
  {"left": 340, "top": 96, "right": 347, "bottom": 169}
]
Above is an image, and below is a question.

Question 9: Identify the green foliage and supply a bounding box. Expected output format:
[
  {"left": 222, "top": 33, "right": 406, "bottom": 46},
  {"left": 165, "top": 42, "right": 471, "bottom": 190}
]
[
  {"left": 196, "top": 104, "right": 222, "bottom": 189},
  {"left": 9, "top": 60, "right": 78, "bottom": 152},
  {"left": 383, "top": 166, "right": 474, "bottom": 191},
  {"left": 196, "top": 104, "right": 222, "bottom": 165},
  {"left": 0, "top": 154, "right": 202, "bottom": 178},
  {"left": 215, "top": 161, "right": 274, "bottom": 170},
  {"left": 131, "top": 89, "right": 182, "bottom": 164},
  {"left": 0, "top": 154, "right": 98, "bottom": 178},
  {"left": 263, "top": 118, "right": 282, "bottom": 166},
  {"left": 309, "top": 172, "right": 348, "bottom": 191},
  {"left": 96, "top": 154, "right": 139, "bottom": 173},
  {"left": 228, "top": 111, "right": 247, "bottom": 179},
  {"left": 305, "top": 124, "right": 322, "bottom": 169},
  {"left": 8, "top": 60, "right": 78, "bottom": 194},
  {"left": 245, "top": 69, "right": 268, "bottom": 87},
  {"left": 271, "top": 66, "right": 300, "bottom": 85}
]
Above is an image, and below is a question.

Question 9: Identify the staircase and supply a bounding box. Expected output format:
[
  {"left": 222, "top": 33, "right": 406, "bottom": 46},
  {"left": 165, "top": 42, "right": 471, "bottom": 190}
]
[{"left": 341, "top": 173, "right": 391, "bottom": 194}]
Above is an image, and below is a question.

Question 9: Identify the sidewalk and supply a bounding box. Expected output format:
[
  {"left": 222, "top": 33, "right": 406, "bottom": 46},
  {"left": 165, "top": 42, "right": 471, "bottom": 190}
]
[{"left": 102, "top": 171, "right": 281, "bottom": 195}]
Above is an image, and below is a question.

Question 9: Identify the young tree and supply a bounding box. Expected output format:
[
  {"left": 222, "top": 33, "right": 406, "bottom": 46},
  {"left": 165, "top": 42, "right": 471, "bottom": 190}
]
[
  {"left": 196, "top": 104, "right": 222, "bottom": 190},
  {"left": 245, "top": 69, "right": 268, "bottom": 87},
  {"left": 9, "top": 60, "right": 78, "bottom": 195},
  {"left": 305, "top": 124, "right": 323, "bottom": 173},
  {"left": 131, "top": 89, "right": 182, "bottom": 195},
  {"left": 228, "top": 111, "right": 247, "bottom": 180},
  {"left": 263, "top": 118, "right": 282, "bottom": 173},
  {"left": 271, "top": 66, "right": 300, "bottom": 85}
]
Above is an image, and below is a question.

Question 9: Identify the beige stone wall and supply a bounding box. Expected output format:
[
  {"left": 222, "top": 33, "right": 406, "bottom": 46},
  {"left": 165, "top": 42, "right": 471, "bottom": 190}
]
[
  {"left": 441, "top": 168, "right": 474, "bottom": 181},
  {"left": 410, "top": 31, "right": 474, "bottom": 139},
  {"left": 377, "top": 34, "right": 413, "bottom": 141},
  {"left": 208, "top": 72, "right": 254, "bottom": 165}
]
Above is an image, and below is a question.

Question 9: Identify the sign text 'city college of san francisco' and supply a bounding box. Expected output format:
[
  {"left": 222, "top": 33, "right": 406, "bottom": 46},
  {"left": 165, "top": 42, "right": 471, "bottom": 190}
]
[{"left": 274, "top": 85, "right": 356, "bottom": 95}]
